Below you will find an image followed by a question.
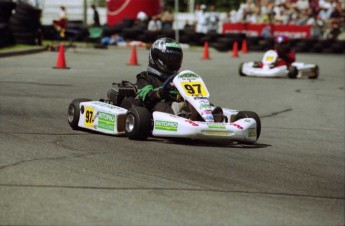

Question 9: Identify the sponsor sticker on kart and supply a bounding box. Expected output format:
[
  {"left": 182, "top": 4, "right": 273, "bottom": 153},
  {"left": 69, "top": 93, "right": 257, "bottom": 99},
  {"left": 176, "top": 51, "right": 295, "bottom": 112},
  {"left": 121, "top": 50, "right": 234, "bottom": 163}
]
[
  {"left": 155, "top": 120, "right": 178, "bottom": 131},
  {"left": 248, "top": 128, "right": 256, "bottom": 137},
  {"left": 181, "top": 81, "right": 208, "bottom": 97},
  {"left": 84, "top": 107, "right": 94, "bottom": 127},
  {"left": 98, "top": 112, "right": 115, "bottom": 131},
  {"left": 202, "top": 130, "right": 230, "bottom": 136},
  {"left": 207, "top": 124, "right": 226, "bottom": 129},
  {"left": 265, "top": 55, "right": 275, "bottom": 63}
]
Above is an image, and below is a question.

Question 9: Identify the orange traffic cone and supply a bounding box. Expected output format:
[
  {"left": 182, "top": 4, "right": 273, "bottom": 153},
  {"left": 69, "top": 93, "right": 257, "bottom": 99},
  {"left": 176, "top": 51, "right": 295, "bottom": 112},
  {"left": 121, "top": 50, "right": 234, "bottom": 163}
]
[
  {"left": 53, "top": 44, "right": 69, "bottom": 69},
  {"left": 202, "top": 42, "right": 210, "bottom": 60},
  {"left": 128, "top": 45, "right": 139, "bottom": 65},
  {"left": 241, "top": 39, "right": 248, "bottom": 54},
  {"left": 232, "top": 41, "right": 239, "bottom": 58}
]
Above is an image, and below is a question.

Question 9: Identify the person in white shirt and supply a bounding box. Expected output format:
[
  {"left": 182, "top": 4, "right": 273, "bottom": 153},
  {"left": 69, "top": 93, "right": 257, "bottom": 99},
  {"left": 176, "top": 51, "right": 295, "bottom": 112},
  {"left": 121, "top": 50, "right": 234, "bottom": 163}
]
[
  {"left": 195, "top": 4, "right": 210, "bottom": 34},
  {"left": 147, "top": 16, "right": 162, "bottom": 32}
]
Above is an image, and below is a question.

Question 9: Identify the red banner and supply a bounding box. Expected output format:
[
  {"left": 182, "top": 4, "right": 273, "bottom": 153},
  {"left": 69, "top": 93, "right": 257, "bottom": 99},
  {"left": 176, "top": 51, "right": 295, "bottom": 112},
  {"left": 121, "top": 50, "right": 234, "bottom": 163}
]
[
  {"left": 107, "top": 0, "right": 162, "bottom": 26},
  {"left": 223, "top": 23, "right": 311, "bottom": 39}
]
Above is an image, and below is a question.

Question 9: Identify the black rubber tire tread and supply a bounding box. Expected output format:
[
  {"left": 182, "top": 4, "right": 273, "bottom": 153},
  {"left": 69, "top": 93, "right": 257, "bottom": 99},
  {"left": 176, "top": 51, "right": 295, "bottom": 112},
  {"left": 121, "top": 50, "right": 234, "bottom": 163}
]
[
  {"left": 0, "top": 8, "right": 13, "bottom": 23},
  {"left": 239, "top": 62, "right": 245, "bottom": 76},
  {"left": 14, "top": 5, "right": 41, "bottom": 18},
  {"left": 67, "top": 98, "right": 92, "bottom": 130},
  {"left": 15, "top": 2, "right": 41, "bottom": 15},
  {"left": 234, "top": 111, "right": 261, "bottom": 141},
  {"left": 288, "top": 66, "right": 298, "bottom": 79},
  {"left": 9, "top": 17, "right": 40, "bottom": 30},
  {"left": 125, "top": 107, "right": 152, "bottom": 140}
]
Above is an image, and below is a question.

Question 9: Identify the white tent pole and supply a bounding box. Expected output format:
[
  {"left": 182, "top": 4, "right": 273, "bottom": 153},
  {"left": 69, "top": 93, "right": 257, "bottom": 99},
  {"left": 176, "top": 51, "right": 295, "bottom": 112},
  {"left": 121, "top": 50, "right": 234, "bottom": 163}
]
[{"left": 174, "top": 0, "right": 179, "bottom": 42}]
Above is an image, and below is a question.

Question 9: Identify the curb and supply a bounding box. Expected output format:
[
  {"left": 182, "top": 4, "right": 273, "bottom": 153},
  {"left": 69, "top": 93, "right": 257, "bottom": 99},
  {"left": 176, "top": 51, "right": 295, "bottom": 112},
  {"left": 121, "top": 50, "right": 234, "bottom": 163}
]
[{"left": 0, "top": 46, "right": 47, "bottom": 58}]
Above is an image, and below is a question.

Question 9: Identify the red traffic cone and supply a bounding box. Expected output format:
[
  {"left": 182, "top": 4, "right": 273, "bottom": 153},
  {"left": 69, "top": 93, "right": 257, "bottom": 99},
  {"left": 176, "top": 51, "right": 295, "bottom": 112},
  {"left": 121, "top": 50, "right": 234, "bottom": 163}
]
[
  {"left": 53, "top": 44, "right": 69, "bottom": 69},
  {"left": 202, "top": 42, "right": 210, "bottom": 60},
  {"left": 128, "top": 45, "right": 139, "bottom": 65},
  {"left": 232, "top": 41, "right": 239, "bottom": 58},
  {"left": 241, "top": 39, "right": 248, "bottom": 54}
]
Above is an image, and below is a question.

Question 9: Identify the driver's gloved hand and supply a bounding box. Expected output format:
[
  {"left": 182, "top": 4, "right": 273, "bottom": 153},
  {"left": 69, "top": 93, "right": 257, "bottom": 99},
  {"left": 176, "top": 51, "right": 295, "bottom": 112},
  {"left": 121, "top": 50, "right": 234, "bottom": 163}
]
[{"left": 253, "top": 61, "right": 260, "bottom": 67}]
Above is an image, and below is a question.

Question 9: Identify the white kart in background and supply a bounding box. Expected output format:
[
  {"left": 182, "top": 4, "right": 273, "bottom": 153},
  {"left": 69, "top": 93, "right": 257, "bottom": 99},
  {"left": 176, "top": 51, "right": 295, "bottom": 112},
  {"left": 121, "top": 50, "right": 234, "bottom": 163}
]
[
  {"left": 67, "top": 70, "right": 261, "bottom": 143},
  {"left": 239, "top": 50, "right": 319, "bottom": 79}
]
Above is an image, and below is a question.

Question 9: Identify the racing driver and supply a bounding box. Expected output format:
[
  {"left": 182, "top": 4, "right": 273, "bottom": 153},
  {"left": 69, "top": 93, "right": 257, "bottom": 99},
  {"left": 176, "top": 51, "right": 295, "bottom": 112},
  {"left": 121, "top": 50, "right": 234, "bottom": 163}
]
[{"left": 136, "top": 37, "right": 183, "bottom": 114}]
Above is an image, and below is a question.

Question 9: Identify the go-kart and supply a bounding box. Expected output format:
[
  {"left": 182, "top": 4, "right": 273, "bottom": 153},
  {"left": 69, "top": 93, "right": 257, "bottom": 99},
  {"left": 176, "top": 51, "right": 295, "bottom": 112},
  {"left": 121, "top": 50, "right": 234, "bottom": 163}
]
[
  {"left": 67, "top": 70, "right": 261, "bottom": 143},
  {"left": 239, "top": 50, "right": 319, "bottom": 79}
]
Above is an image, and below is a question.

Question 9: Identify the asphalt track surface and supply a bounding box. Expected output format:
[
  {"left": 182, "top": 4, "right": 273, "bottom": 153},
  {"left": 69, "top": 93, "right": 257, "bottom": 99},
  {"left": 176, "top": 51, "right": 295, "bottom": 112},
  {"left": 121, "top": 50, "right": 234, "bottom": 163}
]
[{"left": 0, "top": 46, "right": 344, "bottom": 226}]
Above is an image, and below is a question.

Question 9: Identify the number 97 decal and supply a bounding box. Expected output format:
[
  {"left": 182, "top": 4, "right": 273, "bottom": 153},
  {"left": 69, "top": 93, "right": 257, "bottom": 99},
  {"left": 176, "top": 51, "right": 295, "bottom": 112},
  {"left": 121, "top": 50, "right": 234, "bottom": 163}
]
[
  {"left": 84, "top": 107, "right": 94, "bottom": 127},
  {"left": 181, "top": 81, "right": 208, "bottom": 97}
]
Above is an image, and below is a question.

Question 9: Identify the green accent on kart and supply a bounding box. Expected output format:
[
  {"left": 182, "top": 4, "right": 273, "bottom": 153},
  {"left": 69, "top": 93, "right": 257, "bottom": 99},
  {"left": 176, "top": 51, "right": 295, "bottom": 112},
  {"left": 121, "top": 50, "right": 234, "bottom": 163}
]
[
  {"left": 98, "top": 112, "right": 115, "bottom": 131},
  {"left": 138, "top": 85, "right": 154, "bottom": 101},
  {"left": 207, "top": 124, "right": 226, "bottom": 129},
  {"left": 155, "top": 120, "right": 178, "bottom": 131}
]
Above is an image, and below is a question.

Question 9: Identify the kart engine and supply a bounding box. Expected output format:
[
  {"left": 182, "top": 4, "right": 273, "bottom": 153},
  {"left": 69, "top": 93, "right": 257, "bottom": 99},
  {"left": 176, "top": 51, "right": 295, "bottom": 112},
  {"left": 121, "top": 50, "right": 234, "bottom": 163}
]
[{"left": 107, "top": 81, "right": 137, "bottom": 106}]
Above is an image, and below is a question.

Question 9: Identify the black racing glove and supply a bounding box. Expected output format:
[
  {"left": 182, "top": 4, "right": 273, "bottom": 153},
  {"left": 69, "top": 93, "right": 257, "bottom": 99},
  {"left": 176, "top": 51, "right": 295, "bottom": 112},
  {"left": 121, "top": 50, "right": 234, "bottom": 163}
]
[{"left": 156, "top": 87, "right": 169, "bottom": 100}]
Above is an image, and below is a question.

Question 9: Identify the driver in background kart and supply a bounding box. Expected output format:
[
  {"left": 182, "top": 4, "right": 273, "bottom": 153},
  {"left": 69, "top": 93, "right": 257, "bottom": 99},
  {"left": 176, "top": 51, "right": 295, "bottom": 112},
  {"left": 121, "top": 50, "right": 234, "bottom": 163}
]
[
  {"left": 136, "top": 37, "right": 182, "bottom": 114},
  {"left": 254, "top": 35, "right": 296, "bottom": 68},
  {"left": 274, "top": 35, "right": 296, "bottom": 68}
]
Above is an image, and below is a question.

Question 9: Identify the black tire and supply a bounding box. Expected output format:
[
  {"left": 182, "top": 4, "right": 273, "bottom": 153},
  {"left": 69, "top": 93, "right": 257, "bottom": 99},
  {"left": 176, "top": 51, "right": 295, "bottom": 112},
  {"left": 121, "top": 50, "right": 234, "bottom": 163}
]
[
  {"left": 239, "top": 62, "right": 245, "bottom": 76},
  {"left": 67, "top": 98, "right": 92, "bottom": 130},
  {"left": 125, "top": 107, "right": 152, "bottom": 140},
  {"left": 234, "top": 111, "right": 261, "bottom": 142},
  {"left": 308, "top": 65, "right": 319, "bottom": 79},
  {"left": 288, "top": 66, "right": 298, "bottom": 79}
]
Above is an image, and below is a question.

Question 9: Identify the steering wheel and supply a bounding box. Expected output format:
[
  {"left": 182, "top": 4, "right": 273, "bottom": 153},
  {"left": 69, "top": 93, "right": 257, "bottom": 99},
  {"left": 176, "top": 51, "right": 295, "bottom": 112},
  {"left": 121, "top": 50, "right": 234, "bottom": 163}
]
[{"left": 162, "top": 74, "right": 177, "bottom": 91}]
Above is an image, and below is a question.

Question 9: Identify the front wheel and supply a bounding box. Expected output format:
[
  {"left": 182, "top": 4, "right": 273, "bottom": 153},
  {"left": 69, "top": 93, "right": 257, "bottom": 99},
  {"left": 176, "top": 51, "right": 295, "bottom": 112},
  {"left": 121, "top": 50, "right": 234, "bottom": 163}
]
[
  {"left": 288, "top": 66, "right": 298, "bottom": 79},
  {"left": 67, "top": 98, "right": 92, "bottom": 129},
  {"left": 125, "top": 107, "right": 152, "bottom": 140},
  {"left": 234, "top": 111, "right": 261, "bottom": 141}
]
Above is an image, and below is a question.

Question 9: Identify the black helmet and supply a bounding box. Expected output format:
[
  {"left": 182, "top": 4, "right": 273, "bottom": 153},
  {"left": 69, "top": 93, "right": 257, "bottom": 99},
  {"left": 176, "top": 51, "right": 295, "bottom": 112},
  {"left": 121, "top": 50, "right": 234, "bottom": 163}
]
[{"left": 148, "top": 37, "right": 183, "bottom": 79}]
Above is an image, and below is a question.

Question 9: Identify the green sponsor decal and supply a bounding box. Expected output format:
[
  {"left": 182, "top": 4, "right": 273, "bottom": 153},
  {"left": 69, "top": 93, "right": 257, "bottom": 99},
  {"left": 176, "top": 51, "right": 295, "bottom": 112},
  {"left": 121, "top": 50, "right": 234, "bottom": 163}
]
[
  {"left": 166, "top": 43, "right": 180, "bottom": 48},
  {"left": 178, "top": 72, "right": 199, "bottom": 79},
  {"left": 155, "top": 120, "right": 178, "bottom": 131},
  {"left": 248, "top": 128, "right": 256, "bottom": 137},
  {"left": 98, "top": 112, "right": 115, "bottom": 131},
  {"left": 207, "top": 124, "right": 226, "bottom": 129}
]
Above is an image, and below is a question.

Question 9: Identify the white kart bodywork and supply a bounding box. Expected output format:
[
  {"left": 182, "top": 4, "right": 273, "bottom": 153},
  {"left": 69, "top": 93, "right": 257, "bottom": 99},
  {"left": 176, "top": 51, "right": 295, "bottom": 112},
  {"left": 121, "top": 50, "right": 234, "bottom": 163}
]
[
  {"left": 240, "top": 50, "right": 319, "bottom": 78},
  {"left": 70, "top": 70, "right": 260, "bottom": 143},
  {"left": 75, "top": 101, "right": 127, "bottom": 135}
]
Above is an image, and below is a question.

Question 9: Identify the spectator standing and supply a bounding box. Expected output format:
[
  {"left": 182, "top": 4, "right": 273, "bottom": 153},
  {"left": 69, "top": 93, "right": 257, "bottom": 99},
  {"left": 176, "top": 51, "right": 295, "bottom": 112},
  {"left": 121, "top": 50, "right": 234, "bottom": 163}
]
[
  {"left": 160, "top": 7, "right": 174, "bottom": 30},
  {"left": 195, "top": 4, "right": 209, "bottom": 34},
  {"left": 53, "top": 5, "right": 67, "bottom": 38},
  {"left": 318, "top": 0, "right": 334, "bottom": 21},
  {"left": 295, "top": 0, "right": 310, "bottom": 12},
  {"left": 147, "top": 16, "right": 162, "bottom": 32},
  {"left": 306, "top": 9, "right": 324, "bottom": 38},
  {"left": 208, "top": 5, "right": 219, "bottom": 32},
  {"left": 91, "top": 4, "right": 100, "bottom": 27}
]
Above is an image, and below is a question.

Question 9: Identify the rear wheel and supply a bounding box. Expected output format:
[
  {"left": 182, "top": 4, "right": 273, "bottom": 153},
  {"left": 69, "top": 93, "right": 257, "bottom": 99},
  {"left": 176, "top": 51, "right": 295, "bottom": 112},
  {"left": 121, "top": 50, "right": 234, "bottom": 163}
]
[
  {"left": 308, "top": 65, "right": 319, "bottom": 79},
  {"left": 125, "top": 107, "right": 152, "bottom": 140},
  {"left": 234, "top": 111, "right": 261, "bottom": 141},
  {"left": 67, "top": 98, "right": 92, "bottom": 129},
  {"left": 288, "top": 66, "right": 298, "bottom": 79}
]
